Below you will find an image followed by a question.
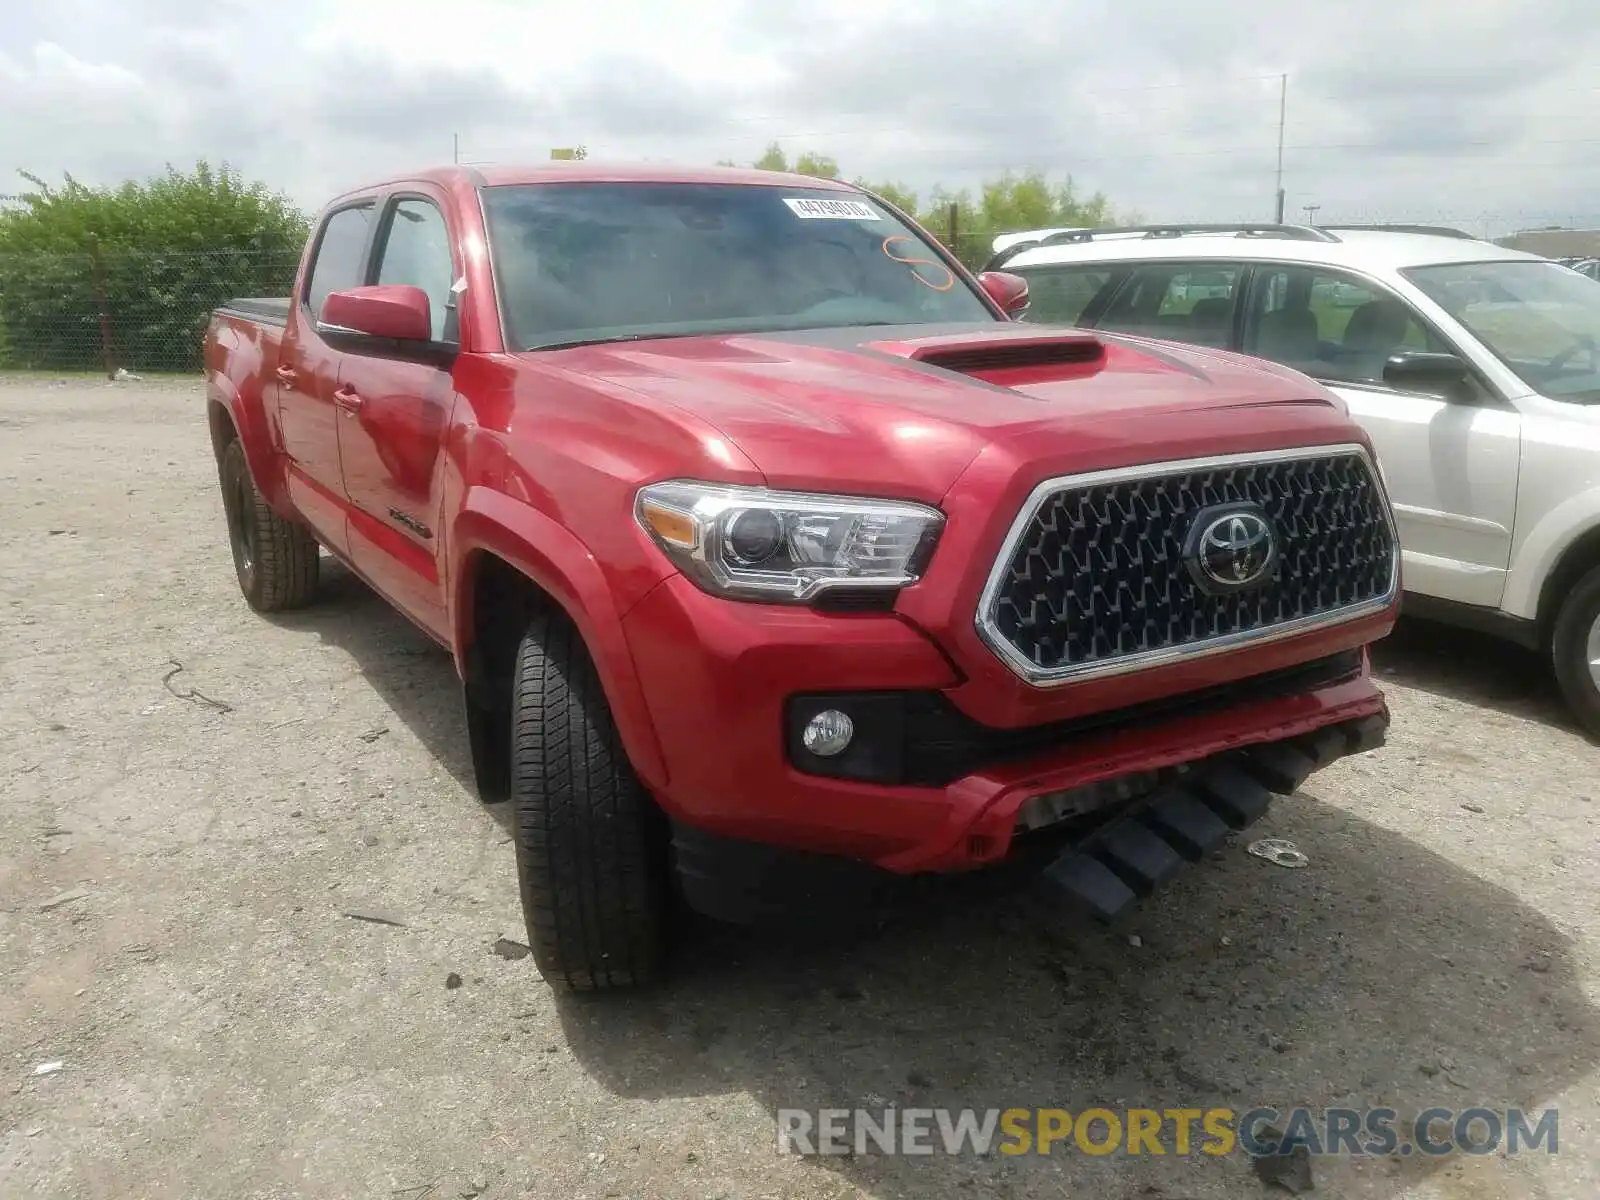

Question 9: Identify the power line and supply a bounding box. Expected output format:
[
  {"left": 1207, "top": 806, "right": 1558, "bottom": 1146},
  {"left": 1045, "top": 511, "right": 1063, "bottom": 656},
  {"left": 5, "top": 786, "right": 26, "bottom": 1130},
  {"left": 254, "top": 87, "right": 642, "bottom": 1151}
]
[
  {"left": 696, "top": 72, "right": 1292, "bottom": 129},
  {"left": 676, "top": 73, "right": 1600, "bottom": 133}
]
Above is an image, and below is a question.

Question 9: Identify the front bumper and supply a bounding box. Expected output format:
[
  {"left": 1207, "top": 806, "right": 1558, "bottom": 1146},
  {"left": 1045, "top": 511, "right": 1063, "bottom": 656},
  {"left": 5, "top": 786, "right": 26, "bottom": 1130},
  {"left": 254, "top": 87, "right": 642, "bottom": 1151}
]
[
  {"left": 620, "top": 574, "right": 1391, "bottom": 875},
  {"left": 670, "top": 710, "right": 1387, "bottom": 926}
]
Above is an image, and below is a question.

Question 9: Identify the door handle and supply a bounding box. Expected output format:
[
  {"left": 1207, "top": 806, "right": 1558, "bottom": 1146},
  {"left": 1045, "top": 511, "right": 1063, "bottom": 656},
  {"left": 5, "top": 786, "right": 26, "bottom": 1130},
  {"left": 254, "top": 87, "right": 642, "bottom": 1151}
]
[
  {"left": 333, "top": 385, "right": 363, "bottom": 415},
  {"left": 275, "top": 366, "right": 297, "bottom": 384}
]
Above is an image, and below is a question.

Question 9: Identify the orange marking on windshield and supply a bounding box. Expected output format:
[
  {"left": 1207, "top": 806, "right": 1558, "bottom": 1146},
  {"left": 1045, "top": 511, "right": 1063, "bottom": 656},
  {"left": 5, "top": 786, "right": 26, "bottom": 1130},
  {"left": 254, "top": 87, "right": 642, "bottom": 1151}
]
[{"left": 882, "top": 235, "right": 956, "bottom": 292}]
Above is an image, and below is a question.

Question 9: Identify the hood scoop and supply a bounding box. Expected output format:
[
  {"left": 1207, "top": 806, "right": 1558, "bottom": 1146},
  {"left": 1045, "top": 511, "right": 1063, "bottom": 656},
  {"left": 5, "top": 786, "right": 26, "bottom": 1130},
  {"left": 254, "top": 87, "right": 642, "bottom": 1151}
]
[{"left": 899, "top": 334, "right": 1106, "bottom": 383}]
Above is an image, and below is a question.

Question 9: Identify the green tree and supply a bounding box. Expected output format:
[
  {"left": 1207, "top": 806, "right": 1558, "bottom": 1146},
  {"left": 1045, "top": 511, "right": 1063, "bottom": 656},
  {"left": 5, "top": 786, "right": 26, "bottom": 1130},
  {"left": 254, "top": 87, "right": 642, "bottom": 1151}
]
[
  {"left": 753, "top": 142, "right": 790, "bottom": 172},
  {"left": 928, "top": 171, "right": 1120, "bottom": 268},
  {"left": 792, "top": 151, "right": 839, "bottom": 180},
  {"left": 741, "top": 152, "right": 1130, "bottom": 269},
  {"left": 750, "top": 143, "right": 840, "bottom": 179},
  {"left": 0, "top": 160, "right": 308, "bottom": 371},
  {"left": 855, "top": 180, "right": 919, "bottom": 216}
]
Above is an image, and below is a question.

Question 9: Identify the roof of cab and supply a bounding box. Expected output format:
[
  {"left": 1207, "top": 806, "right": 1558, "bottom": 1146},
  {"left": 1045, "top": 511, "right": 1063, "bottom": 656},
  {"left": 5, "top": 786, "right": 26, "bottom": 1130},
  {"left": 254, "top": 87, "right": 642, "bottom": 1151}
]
[
  {"left": 325, "top": 161, "right": 863, "bottom": 204},
  {"left": 1001, "top": 227, "right": 1544, "bottom": 273}
]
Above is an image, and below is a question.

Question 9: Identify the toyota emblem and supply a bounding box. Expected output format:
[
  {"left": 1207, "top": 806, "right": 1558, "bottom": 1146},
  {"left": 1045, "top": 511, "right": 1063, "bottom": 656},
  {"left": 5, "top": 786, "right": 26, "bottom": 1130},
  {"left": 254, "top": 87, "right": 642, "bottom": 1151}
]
[{"left": 1183, "top": 504, "right": 1278, "bottom": 594}]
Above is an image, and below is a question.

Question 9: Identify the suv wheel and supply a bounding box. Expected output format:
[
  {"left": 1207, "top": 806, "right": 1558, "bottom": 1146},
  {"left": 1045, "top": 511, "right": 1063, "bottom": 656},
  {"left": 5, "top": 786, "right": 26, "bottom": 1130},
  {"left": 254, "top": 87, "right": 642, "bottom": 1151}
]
[
  {"left": 1552, "top": 563, "right": 1600, "bottom": 739},
  {"left": 510, "top": 610, "right": 670, "bottom": 990}
]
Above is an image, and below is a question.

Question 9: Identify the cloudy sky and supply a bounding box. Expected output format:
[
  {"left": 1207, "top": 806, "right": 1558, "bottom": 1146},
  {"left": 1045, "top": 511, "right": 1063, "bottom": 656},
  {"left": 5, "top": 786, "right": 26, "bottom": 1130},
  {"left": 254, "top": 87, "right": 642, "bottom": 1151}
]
[{"left": 3, "top": 0, "right": 1598, "bottom": 238}]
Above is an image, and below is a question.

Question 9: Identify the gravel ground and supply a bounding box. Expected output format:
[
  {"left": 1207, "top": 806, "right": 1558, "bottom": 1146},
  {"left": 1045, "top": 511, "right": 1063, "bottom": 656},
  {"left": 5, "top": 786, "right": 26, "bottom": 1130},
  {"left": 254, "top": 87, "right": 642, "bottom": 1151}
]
[{"left": 2, "top": 379, "right": 1597, "bottom": 1200}]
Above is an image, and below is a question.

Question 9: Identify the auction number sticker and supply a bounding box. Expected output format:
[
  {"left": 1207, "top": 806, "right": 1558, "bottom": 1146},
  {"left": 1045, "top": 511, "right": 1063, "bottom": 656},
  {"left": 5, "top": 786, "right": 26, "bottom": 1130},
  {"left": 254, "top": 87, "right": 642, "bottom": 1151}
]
[{"left": 783, "top": 197, "right": 882, "bottom": 220}]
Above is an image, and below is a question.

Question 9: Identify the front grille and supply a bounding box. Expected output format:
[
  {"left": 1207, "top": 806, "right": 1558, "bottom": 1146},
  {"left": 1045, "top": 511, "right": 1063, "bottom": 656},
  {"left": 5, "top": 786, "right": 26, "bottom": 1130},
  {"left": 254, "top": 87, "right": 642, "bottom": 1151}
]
[{"left": 980, "top": 448, "right": 1396, "bottom": 683}]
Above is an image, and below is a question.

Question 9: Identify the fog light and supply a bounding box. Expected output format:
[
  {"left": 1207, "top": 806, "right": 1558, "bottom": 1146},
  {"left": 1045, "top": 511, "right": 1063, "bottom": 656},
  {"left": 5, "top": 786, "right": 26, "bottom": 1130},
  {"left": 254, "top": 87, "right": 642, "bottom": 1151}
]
[{"left": 801, "top": 709, "right": 854, "bottom": 757}]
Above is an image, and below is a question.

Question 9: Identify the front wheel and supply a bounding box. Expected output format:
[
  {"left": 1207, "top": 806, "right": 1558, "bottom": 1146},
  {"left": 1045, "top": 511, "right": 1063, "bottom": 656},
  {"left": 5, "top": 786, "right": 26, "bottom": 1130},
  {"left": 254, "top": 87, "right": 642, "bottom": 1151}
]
[
  {"left": 1551, "top": 563, "right": 1600, "bottom": 739},
  {"left": 510, "top": 611, "right": 670, "bottom": 990}
]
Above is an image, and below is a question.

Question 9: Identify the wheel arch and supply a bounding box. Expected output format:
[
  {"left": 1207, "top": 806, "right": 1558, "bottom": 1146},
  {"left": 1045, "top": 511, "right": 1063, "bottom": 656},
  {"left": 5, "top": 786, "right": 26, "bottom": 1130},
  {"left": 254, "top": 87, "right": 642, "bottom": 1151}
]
[
  {"left": 1534, "top": 522, "right": 1600, "bottom": 645},
  {"left": 451, "top": 489, "right": 670, "bottom": 799},
  {"left": 206, "top": 368, "right": 289, "bottom": 510}
]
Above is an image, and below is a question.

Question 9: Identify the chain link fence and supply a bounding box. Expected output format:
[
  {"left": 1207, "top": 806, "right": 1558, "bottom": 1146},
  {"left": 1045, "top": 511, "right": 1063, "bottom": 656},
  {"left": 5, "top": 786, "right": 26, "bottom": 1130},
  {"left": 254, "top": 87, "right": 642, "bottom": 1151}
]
[
  {"left": 0, "top": 248, "right": 300, "bottom": 374},
  {"left": 0, "top": 236, "right": 1002, "bottom": 375},
  {"left": 0, "top": 219, "right": 1545, "bottom": 373}
]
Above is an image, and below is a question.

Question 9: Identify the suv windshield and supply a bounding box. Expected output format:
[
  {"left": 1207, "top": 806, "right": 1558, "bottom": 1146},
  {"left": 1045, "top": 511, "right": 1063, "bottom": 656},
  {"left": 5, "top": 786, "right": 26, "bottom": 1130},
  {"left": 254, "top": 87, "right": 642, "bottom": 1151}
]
[
  {"left": 1404, "top": 259, "right": 1600, "bottom": 403},
  {"left": 480, "top": 182, "right": 996, "bottom": 350}
]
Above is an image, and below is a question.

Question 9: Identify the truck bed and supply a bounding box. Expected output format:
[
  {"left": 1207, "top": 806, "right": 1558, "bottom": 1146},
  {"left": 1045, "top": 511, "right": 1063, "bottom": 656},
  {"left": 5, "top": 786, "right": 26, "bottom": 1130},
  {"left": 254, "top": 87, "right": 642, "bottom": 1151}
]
[{"left": 215, "top": 297, "right": 291, "bottom": 327}]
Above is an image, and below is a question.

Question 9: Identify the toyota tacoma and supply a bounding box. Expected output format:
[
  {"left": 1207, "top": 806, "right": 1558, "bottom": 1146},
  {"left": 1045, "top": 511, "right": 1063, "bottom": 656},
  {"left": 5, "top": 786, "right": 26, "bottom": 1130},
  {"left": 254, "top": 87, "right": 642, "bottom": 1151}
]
[{"left": 203, "top": 164, "right": 1399, "bottom": 990}]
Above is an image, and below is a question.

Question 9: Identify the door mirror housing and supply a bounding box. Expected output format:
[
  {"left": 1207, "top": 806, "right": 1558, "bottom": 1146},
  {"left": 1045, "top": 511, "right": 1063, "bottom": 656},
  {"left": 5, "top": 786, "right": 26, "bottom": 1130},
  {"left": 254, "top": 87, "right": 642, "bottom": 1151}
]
[
  {"left": 320, "top": 285, "right": 432, "bottom": 341},
  {"left": 316, "top": 284, "right": 455, "bottom": 365},
  {"left": 1382, "top": 351, "right": 1473, "bottom": 397},
  {"left": 978, "top": 271, "right": 1030, "bottom": 319}
]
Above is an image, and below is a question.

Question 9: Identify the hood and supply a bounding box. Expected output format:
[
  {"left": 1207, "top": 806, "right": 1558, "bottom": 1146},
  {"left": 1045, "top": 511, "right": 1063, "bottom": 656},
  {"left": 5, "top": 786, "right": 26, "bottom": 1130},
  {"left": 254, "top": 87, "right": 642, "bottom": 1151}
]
[{"left": 529, "top": 322, "right": 1349, "bottom": 500}]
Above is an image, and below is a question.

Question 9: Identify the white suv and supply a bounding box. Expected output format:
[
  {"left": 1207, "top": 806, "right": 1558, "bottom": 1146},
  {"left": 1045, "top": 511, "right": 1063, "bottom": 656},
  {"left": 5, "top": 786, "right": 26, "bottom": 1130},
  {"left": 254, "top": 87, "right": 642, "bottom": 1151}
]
[{"left": 991, "top": 222, "right": 1600, "bottom": 736}]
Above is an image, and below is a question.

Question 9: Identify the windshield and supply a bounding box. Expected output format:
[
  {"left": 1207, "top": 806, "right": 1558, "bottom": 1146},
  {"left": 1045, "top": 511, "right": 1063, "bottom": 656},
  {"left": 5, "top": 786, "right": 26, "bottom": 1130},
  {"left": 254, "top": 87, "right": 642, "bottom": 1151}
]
[
  {"left": 1404, "top": 259, "right": 1600, "bottom": 403},
  {"left": 480, "top": 182, "right": 996, "bottom": 350}
]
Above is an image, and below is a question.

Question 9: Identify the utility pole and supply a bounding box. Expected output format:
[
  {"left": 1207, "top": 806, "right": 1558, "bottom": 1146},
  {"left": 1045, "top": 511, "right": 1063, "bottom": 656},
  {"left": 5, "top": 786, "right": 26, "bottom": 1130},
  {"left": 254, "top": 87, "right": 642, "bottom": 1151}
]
[
  {"left": 1273, "top": 73, "right": 1287, "bottom": 223},
  {"left": 453, "top": 133, "right": 459, "bottom": 165}
]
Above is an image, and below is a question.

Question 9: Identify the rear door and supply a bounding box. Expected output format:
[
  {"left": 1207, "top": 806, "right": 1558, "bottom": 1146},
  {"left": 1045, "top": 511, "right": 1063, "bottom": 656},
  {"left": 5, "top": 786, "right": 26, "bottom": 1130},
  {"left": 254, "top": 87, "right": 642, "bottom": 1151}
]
[
  {"left": 1092, "top": 261, "right": 1246, "bottom": 348},
  {"left": 334, "top": 189, "right": 462, "bottom": 642},
  {"left": 1240, "top": 263, "right": 1521, "bottom": 608},
  {"left": 277, "top": 200, "right": 377, "bottom": 551}
]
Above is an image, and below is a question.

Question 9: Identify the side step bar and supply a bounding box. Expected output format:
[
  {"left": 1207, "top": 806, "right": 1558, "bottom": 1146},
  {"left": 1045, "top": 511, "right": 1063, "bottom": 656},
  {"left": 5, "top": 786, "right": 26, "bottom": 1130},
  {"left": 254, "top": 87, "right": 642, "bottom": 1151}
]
[{"left": 1038, "top": 713, "right": 1387, "bottom": 923}]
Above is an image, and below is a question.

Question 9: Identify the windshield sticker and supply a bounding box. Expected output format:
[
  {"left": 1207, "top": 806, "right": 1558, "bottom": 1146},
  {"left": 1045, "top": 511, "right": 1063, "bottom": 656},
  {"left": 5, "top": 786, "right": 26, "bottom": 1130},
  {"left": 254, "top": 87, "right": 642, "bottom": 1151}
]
[
  {"left": 882, "top": 235, "right": 955, "bottom": 292},
  {"left": 783, "top": 197, "right": 882, "bottom": 221}
]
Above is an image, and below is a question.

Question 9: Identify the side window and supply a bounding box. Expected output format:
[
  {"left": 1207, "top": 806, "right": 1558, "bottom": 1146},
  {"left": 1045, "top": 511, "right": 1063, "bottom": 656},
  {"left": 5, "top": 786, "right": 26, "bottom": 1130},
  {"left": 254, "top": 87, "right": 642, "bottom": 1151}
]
[
  {"left": 1015, "top": 266, "right": 1115, "bottom": 326},
  {"left": 375, "top": 198, "right": 456, "bottom": 342},
  {"left": 1243, "top": 267, "right": 1445, "bottom": 388},
  {"left": 305, "top": 204, "right": 374, "bottom": 320},
  {"left": 1099, "top": 263, "right": 1242, "bottom": 347}
]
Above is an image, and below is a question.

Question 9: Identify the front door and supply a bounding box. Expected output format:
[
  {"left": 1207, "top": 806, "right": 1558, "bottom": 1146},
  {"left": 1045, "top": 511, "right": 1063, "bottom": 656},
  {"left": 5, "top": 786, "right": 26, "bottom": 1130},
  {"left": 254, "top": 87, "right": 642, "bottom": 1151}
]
[
  {"left": 277, "top": 200, "right": 377, "bottom": 552},
  {"left": 1240, "top": 264, "right": 1522, "bottom": 608},
  {"left": 335, "top": 193, "right": 461, "bottom": 642}
]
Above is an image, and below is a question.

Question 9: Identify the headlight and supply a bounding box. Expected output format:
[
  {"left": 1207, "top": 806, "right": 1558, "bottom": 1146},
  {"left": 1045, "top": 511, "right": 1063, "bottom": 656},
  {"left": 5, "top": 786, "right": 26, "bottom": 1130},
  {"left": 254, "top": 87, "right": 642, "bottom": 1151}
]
[{"left": 635, "top": 480, "right": 944, "bottom": 602}]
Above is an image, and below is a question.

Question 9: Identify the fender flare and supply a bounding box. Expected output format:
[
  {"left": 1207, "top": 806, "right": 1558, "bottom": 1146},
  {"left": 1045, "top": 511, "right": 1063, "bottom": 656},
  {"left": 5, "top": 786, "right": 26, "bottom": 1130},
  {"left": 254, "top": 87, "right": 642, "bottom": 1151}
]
[
  {"left": 450, "top": 487, "right": 670, "bottom": 790},
  {"left": 206, "top": 368, "right": 289, "bottom": 511},
  {"left": 1502, "top": 488, "right": 1600, "bottom": 622}
]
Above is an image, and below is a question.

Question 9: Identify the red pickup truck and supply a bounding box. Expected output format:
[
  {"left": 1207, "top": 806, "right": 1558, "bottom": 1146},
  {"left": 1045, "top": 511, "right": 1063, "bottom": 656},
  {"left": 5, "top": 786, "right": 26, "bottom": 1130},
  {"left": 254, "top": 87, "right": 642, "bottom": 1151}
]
[{"left": 204, "top": 163, "right": 1398, "bottom": 990}]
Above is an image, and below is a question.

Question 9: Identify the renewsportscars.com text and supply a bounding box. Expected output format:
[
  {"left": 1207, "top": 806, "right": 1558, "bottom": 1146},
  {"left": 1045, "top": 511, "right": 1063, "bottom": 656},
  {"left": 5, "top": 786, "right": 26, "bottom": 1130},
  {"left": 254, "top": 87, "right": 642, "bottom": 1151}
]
[{"left": 776, "top": 1106, "right": 1559, "bottom": 1158}]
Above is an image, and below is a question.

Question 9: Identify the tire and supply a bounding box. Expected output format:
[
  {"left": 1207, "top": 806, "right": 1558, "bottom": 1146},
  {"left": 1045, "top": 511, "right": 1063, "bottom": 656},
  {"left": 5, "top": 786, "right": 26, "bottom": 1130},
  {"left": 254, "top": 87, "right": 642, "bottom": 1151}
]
[
  {"left": 510, "top": 610, "right": 670, "bottom": 990},
  {"left": 1552, "top": 563, "right": 1600, "bottom": 739},
  {"left": 218, "top": 439, "right": 320, "bottom": 612}
]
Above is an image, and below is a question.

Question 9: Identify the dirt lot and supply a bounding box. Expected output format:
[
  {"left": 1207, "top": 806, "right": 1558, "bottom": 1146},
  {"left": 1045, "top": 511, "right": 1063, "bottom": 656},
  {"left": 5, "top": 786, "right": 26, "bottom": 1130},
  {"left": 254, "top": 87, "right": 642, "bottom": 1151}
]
[{"left": 2, "top": 379, "right": 1598, "bottom": 1200}]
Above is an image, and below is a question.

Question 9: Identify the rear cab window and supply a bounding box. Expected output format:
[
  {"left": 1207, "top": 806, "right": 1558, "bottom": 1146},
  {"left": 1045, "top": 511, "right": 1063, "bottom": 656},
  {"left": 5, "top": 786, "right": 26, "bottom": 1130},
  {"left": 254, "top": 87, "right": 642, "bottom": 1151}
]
[{"left": 304, "top": 203, "right": 375, "bottom": 320}]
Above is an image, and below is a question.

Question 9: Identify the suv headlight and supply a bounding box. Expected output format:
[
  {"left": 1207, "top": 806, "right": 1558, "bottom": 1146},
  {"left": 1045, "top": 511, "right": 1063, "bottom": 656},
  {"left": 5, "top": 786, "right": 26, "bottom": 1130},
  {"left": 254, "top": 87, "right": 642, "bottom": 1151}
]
[{"left": 635, "top": 480, "right": 944, "bottom": 603}]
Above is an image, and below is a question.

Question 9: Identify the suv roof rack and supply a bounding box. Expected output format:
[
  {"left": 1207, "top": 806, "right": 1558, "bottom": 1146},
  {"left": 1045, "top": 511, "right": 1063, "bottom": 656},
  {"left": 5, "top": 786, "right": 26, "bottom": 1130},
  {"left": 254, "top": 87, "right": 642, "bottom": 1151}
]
[
  {"left": 983, "top": 222, "right": 1338, "bottom": 270},
  {"left": 1318, "top": 223, "right": 1479, "bottom": 240}
]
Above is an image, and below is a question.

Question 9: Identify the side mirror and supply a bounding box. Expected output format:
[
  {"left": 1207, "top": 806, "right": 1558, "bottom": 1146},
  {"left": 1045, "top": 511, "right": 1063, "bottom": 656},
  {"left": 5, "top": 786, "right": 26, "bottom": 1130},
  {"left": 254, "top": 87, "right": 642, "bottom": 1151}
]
[
  {"left": 320, "top": 285, "right": 432, "bottom": 342},
  {"left": 978, "top": 270, "right": 1030, "bottom": 319},
  {"left": 1382, "top": 351, "right": 1472, "bottom": 396}
]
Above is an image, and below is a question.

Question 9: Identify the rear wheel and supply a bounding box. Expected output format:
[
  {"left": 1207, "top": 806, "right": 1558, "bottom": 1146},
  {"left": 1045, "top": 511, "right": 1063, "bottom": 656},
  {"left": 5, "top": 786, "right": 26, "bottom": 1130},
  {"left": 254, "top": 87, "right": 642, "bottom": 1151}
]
[
  {"left": 510, "top": 610, "right": 670, "bottom": 990},
  {"left": 218, "top": 439, "right": 319, "bottom": 612},
  {"left": 1551, "top": 563, "right": 1600, "bottom": 739}
]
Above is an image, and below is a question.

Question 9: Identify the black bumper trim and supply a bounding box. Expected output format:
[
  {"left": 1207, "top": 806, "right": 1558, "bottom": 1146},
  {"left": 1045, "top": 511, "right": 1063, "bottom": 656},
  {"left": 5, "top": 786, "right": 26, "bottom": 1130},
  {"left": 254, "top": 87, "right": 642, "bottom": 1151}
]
[
  {"left": 1038, "top": 712, "right": 1387, "bottom": 923},
  {"left": 786, "top": 649, "right": 1365, "bottom": 787}
]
